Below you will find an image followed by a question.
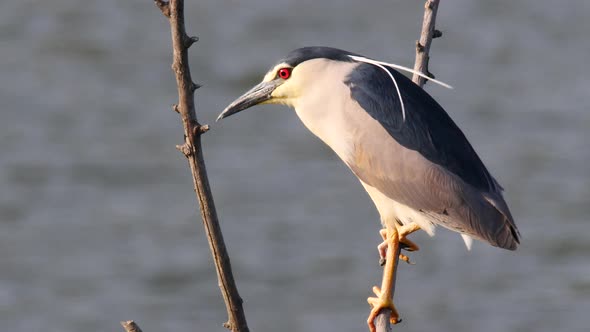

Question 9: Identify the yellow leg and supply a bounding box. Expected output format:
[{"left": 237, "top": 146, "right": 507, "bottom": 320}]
[
  {"left": 367, "top": 226, "right": 401, "bottom": 332},
  {"left": 377, "top": 224, "right": 421, "bottom": 265},
  {"left": 377, "top": 229, "right": 388, "bottom": 266},
  {"left": 368, "top": 223, "right": 422, "bottom": 332}
]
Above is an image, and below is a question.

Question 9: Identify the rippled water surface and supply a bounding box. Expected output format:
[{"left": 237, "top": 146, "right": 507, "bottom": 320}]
[{"left": 1, "top": 1, "right": 589, "bottom": 331}]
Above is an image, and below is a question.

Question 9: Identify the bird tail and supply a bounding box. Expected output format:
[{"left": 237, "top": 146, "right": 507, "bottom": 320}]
[{"left": 471, "top": 192, "right": 520, "bottom": 250}]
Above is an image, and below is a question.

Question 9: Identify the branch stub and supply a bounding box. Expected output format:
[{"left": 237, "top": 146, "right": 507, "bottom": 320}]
[
  {"left": 120, "top": 321, "right": 143, "bottom": 332},
  {"left": 195, "top": 124, "right": 210, "bottom": 136},
  {"left": 415, "top": 41, "right": 425, "bottom": 53},
  {"left": 154, "top": 0, "right": 170, "bottom": 18},
  {"left": 176, "top": 143, "right": 192, "bottom": 157},
  {"left": 191, "top": 82, "right": 202, "bottom": 92},
  {"left": 184, "top": 35, "right": 199, "bottom": 48}
]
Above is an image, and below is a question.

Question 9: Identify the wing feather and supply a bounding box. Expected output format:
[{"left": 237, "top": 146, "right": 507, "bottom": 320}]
[{"left": 344, "top": 63, "right": 520, "bottom": 249}]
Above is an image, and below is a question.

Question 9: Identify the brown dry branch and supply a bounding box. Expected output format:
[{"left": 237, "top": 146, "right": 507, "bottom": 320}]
[
  {"left": 121, "top": 321, "right": 143, "bottom": 332},
  {"left": 375, "top": 1, "right": 442, "bottom": 332},
  {"left": 412, "top": 0, "right": 441, "bottom": 87},
  {"left": 149, "top": 1, "right": 250, "bottom": 332}
]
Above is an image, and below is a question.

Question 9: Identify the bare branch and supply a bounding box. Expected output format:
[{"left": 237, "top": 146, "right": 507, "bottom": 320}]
[
  {"left": 412, "top": 0, "right": 441, "bottom": 87},
  {"left": 375, "top": 309, "right": 393, "bottom": 332},
  {"left": 120, "top": 321, "right": 143, "bottom": 332},
  {"left": 154, "top": 1, "right": 250, "bottom": 332}
]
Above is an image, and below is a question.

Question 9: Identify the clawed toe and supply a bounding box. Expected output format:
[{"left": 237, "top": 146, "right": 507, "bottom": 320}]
[{"left": 367, "top": 287, "right": 401, "bottom": 332}]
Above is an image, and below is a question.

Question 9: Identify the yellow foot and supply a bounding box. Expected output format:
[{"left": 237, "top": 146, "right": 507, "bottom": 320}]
[
  {"left": 378, "top": 226, "right": 420, "bottom": 266},
  {"left": 399, "top": 223, "right": 421, "bottom": 252},
  {"left": 367, "top": 286, "right": 401, "bottom": 332},
  {"left": 399, "top": 253, "right": 415, "bottom": 265}
]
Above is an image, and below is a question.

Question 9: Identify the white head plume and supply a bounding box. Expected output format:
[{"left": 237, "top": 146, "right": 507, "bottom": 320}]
[{"left": 348, "top": 55, "right": 453, "bottom": 122}]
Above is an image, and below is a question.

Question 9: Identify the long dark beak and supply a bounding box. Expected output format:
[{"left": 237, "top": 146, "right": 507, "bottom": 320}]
[{"left": 217, "top": 80, "right": 282, "bottom": 121}]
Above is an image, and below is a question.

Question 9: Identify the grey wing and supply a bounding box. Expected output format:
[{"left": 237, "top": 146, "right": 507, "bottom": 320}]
[{"left": 344, "top": 63, "right": 520, "bottom": 250}]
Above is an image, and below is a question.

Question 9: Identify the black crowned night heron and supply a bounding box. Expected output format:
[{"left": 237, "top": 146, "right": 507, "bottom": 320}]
[{"left": 217, "top": 46, "right": 520, "bottom": 331}]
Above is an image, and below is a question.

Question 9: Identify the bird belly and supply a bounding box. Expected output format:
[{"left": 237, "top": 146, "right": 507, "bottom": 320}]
[{"left": 359, "top": 180, "right": 436, "bottom": 236}]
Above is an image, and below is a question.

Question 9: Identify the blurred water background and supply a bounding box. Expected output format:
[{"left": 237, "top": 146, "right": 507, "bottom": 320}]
[{"left": 1, "top": 0, "right": 589, "bottom": 331}]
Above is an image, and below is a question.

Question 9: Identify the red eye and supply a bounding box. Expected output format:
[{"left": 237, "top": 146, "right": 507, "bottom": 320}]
[{"left": 278, "top": 68, "right": 292, "bottom": 79}]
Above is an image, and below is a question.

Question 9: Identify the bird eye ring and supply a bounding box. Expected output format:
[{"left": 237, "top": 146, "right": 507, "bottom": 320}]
[{"left": 278, "top": 68, "right": 292, "bottom": 80}]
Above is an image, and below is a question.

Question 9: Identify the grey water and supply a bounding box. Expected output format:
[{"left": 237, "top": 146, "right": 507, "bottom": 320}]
[{"left": 1, "top": 0, "right": 588, "bottom": 331}]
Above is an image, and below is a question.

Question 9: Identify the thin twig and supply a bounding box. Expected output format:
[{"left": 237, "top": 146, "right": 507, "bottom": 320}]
[
  {"left": 412, "top": 0, "right": 441, "bottom": 87},
  {"left": 120, "top": 321, "right": 143, "bottom": 332},
  {"left": 375, "top": 1, "right": 441, "bottom": 332},
  {"left": 152, "top": 1, "right": 250, "bottom": 332}
]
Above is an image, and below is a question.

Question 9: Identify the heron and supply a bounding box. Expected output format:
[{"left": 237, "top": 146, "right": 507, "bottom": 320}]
[{"left": 217, "top": 46, "right": 520, "bottom": 331}]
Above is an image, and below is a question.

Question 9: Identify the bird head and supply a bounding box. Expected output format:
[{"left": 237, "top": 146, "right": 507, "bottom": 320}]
[
  {"left": 216, "top": 47, "right": 357, "bottom": 121},
  {"left": 216, "top": 62, "right": 296, "bottom": 121},
  {"left": 216, "top": 46, "right": 450, "bottom": 122}
]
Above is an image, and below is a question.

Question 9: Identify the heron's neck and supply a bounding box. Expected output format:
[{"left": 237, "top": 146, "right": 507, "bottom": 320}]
[{"left": 292, "top": 83, "right": 356, "bottom": 162}]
